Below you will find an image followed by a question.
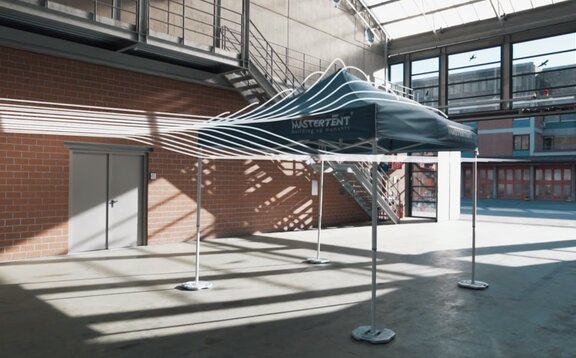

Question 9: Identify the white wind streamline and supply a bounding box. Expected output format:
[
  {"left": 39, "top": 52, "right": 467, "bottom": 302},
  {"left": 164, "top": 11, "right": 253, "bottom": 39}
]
[{"left": 0, "top": 59, "right": 477, "bottom": 163}]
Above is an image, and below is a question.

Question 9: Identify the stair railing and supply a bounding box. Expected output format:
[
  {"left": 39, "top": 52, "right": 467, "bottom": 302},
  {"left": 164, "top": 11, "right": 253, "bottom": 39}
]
[
  {"left": 353, "top": 162, "right": 400, "bottom": 221},
  {"left": 326, "top": 161, "right": 401, "bottom": 223},
  {"left": 221, "top": 21, "right": 302, "bottom": 97}
]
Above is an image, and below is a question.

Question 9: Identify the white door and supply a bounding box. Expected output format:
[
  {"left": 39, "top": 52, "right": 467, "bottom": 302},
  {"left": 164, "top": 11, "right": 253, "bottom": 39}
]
[
  {"left": 69, "top": 152, "right": 144, "bottom": 253},
  {"left": 69, "top": 153, "right": 108, "bottom": 252},
  {"left": 108, "top": 155, "right": 143, "bottom": 249}
]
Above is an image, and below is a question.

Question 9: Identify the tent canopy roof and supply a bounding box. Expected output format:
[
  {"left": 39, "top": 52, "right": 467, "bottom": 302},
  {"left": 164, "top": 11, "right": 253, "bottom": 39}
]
[{"left": 202, "top": 70, "right": 477, "bottom": 155}]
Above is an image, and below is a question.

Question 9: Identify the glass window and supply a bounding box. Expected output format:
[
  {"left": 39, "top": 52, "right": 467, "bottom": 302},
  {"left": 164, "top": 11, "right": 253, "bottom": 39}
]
[
  {"left": 487, "top": 169, "right": 494, "bottom": 180},
  {"left": 514, "top": 169, "right": 521, "bottom": 180},
  {"left": 411, "top": 57, "right": 439, "bottom": 107},
  {"left": 554, "top": 184, "right": 562, "bottom": 196},
  {"left": 448, "top": 46, "right": 501, "bottom": 114},
  {"left": 536, "top": 169, "right": 543, "bottom": 180},
  {"left": 554, "top": 169, "right": 562, "bottom": 181},
  {"left": 523, "top": 169, "right": 530, "bottom": 181},
  {"left": 506, "top": 183, "right": 513, "bottom": 194},
  {"left": 545, "top": 169, "right": 552, "bottom": 181},
  {"left": 389, "top": 63, "right": 404, "bottom": 86},
  {"left": 564, "top": 169, "right": 572, "bottom": 181},
  {"left": 506, "top": 169, "right": 513, "bottom": 180},
  {"left": 563, "top": 185, "right": 571, "bottom": 197},
  {"left": 498, "top": 183, "right": 505, "bottom": 195},
  {"left": 513, "top": 135, "right": 529, "bottom": 150},
  {"left": 498, "top": 169, "right": 505, "bottom": 180},
  {"left": 512, "top": 32, "right": 576, "bottom": 108}
]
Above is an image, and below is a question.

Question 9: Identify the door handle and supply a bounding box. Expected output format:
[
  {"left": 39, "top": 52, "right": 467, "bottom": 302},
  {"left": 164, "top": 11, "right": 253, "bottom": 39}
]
[{"left": 109, "top": 199, "right": 118, "bottom": 208}]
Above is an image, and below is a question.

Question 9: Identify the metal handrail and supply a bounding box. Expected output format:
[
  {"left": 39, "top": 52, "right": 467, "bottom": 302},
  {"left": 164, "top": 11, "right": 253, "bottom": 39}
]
[
  {"left": 222, "top": 21, "right": 302, "bottom": 96},
  {"left": 326, "top": 161, "right": 401, "bottom": 223},
  {"left": 248, "top": 20, "right": 301, "bottom": 91},
  {"left": 356, "top": 162, "right": 402, "bottom": 210}
]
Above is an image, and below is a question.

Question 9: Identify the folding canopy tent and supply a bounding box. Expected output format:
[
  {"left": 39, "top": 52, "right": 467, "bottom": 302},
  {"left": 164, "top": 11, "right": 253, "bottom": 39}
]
[
  {"left": 199, "top": 70, "right": 476, "bottom": 156},
  {"left": 196, "top": 69, "right": 478, "bottom": 343},
  {"left": 0, "top": 63, "right": 478, "bottom": 345}
]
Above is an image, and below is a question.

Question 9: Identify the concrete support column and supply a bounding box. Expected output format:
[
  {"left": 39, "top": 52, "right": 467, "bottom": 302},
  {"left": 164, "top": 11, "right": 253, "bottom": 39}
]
[
  {"left": 213, "top": 0, "right": 222, "bottom": 49},
  {"left": 439, "top": 47, "right": 448, "bottom": 113},
  {"left": 137, "top": 0, "right": 149, "bottom": 41},
  {"left": 529, "top": 165, "right": 535, "bottom": 200},
  {"left": 572, "top": 164, "right": 576, "bottom": 202},
  {"left": 404, "top": 54, "right": 411, "bottom": 88},
  {"left": 493, "top": 165, "right": 499, "bottom": 199},
  {"left": 437, "top": 151, "right": 462, "bottom": 221},
  {"left": 241, "top": 0, "right": 251, "bottom": 67},
  {"left": 501, "top": 35, "right": 512, "bottom": 110},
  {"left": 490, "top": 165, "right": 497, "bottom": 199},
  {"left": 112, "top": 0, "right": 121, "bottom": 20}
]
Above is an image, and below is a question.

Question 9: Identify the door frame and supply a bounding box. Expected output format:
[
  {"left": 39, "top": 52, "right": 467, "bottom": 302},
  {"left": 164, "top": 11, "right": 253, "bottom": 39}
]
[{"left": 65, "top": 141, "right": 152, "bottom": 249}]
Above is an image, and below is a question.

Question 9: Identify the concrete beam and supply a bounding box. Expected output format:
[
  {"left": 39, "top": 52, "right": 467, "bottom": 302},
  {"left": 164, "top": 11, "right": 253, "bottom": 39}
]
[{"left": 0, "top": 26, "right": 233, "bottom": 89}]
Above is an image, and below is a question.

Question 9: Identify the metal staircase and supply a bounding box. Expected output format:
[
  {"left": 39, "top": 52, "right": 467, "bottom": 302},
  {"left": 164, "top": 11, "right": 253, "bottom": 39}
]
[
  {"left": 327, "top": 161, "right": 402, "bottom": 224},
  {"left": 222, "top": 21, "right": 301, "bottom": 103},
  {"left": 223, "top": 21, "right": 406, "bottom": 224}
]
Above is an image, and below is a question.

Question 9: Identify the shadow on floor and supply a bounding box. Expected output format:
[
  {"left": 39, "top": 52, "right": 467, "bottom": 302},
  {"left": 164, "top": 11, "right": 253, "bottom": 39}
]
[{"left": 1, "top": 227, "right": 576, "bottom": 358}]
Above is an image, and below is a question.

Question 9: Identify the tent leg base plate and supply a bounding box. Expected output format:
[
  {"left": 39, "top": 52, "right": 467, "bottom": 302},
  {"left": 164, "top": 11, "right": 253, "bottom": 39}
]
[
  {"left": 458, "top": 279, "right": 489, "bottom": 290},
  {"left": 304, "top": 257, "right": 330, "bottom": 264},
  {"left": 351, "top": 326, "right": 395, "bottom": 344},
  {"left": 179, "top": 281, "right": 213, "bottom": 291}
]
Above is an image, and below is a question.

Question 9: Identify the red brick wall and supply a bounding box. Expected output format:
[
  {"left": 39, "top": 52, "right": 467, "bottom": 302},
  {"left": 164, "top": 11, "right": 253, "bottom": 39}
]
[
  {"left": 146, "top": 155, "right": 366, "bottom": 245},
  {"left": 478, "top": 133, "right": 513, "bottom": 157},
  {"left": 0, "top": 134, "right": 69, "bottom": 260},
  {"left": 0, "top": 134, "right": 133, "bottom": 260},
  {"left": 478, "top": 119, "right": 513, "bottom": 130},
  {"left": 0, "top": 47, "right": 367, "bottom": 261}
]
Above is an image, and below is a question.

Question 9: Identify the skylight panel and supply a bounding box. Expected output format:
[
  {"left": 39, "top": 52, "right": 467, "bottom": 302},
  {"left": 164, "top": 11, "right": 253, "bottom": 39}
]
[
  {"left": 399, "top": 0, "right": 421, "bottom": 17},
  {"left": 497, "top": 0, "right": 514, "bottom": 15},
  {"left": 430, "top": 12, "right": 449, "bottom": 30},
  {"left": 420, "top": 0, "right": 475, "bottom": 13},
  {"left": 472, "top": 1, "right": 495, "bottom": 20},
  {"left": 385, "top": 16, "right": 434, "bottom": 38},
  {"left": 363, "top": 0, "right": 568, "bottom": 39},
  {"left": 510, "top": 0, "right": 535, "bottom": 12},
  {"left": 456, "top": 3, "right": 481, "bottom": 22},
  {"left": 363, "top": 0, "right": 389, "bottom": 6},
  {"left": 439, "top": 8, "right": 465, "bottom": 28},
  {"left": 372, "top": 2, "right": 410, "bottom": 24},
  {"left": 531, "top": 0, "right": 553, "bottom": 7}
]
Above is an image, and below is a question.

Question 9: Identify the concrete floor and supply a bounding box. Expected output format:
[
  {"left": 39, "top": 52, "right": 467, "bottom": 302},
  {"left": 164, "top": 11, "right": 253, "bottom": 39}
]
[
  {"left": 1, "top": 218, "right": 576, "bottom": 358},
  {"left": 461, "top": 198, "right": 576, "bottom": 227}
]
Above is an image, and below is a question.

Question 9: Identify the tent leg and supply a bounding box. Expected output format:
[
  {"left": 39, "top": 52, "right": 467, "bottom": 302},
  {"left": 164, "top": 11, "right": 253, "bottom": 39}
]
[
  {"left": 306, "top": 160, "right": 330, "bottom": 264},
  {"left": 180, "top": 157, "right": 213, "bottom": 291},
  {"left": 458, "top": 149, "right": 488, "bottom": 290},
  {"left": 352, "top": 151, "right": 395, "bottom": 344}
]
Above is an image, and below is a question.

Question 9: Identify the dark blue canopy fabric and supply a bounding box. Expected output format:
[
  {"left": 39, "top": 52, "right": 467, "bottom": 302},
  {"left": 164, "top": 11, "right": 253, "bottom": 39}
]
[{"left": 200, "top": 70, "right": 477, "bottom": 154}]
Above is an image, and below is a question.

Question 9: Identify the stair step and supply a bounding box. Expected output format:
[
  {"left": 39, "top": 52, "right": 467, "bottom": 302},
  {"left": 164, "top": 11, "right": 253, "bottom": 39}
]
[
  {"left": 228, "top": 75, "right": 252, "bottom": 83},
  {"left": 237, "top": 83, "right": 263, "bottom": 91}
]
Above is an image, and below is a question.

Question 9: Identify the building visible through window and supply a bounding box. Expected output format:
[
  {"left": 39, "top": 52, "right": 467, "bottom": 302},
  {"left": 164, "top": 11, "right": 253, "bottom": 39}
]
[{"left": 543, "top": 136, "right": 554, "bottom": 150}]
